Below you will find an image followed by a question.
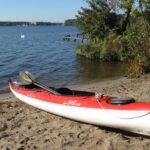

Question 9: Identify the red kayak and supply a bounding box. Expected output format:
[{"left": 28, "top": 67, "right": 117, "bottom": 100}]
[{"left": 9, "top": 71, "right": 150, "bottom": 136}]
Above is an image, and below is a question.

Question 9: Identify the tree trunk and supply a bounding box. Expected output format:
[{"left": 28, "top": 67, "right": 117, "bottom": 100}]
[{"left": 121, "top": 8, "right": 131, "bottom": 33}]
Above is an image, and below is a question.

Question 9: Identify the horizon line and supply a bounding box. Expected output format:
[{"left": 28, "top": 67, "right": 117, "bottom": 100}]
[{"left": 0, "top": 20, "right": 65, "bottom": 23}]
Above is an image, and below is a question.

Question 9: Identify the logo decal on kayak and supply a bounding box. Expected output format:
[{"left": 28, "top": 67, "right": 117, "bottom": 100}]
[
  {"left": 64, "top": 100, "right": 81, "bottom": 106},
  {"left": 27, "top": 94, "right": 33, "bottom": 97}
]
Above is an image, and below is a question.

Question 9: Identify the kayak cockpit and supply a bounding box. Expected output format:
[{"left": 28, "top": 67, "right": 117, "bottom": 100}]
[
  {"left": 23, "top": 83, "right": 95, "bottom": 96},
  {"left": 55, "top": 88, "right": 95, "bottom": 96}
]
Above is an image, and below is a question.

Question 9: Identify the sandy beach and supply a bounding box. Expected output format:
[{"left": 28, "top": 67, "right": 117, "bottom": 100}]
[{"left": 1, "top": 76, "right": 150, "bottom": 150}]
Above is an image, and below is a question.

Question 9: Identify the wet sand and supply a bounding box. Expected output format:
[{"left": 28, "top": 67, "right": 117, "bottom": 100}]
[{"left": 1, "top": 76, "right": 150, "bottom": 150}]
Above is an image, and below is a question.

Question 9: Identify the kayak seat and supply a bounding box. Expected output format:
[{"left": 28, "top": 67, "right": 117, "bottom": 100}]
[
  {"left": 56, "top": 88, "right": 73, "bottom": 95},
  {"left": 107, "top": 97, "right": 135, "bottom": 105},
  {"left": 55, "top": 88, "right": 95, "bottom": 96},
  {"left": 24, "top": 83, "right": 40, "bottom": 89}
]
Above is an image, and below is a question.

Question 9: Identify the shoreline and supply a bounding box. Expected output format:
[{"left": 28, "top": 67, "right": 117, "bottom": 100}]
[
  {"left": 0, "top": 93, "right": 12, "bottom": 101},
  {"left": 1, "top": 76, "right": 150, "bottom": 149}
]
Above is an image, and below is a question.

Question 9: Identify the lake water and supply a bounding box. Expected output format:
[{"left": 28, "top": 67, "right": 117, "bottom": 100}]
[{"left": 0, "top": 26, "right": 126, "bottom": 94}]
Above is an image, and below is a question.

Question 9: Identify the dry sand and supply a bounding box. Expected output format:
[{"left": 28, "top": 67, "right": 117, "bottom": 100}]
[{"left": 1, "top": 76, "right": 150, "bottom": 150}]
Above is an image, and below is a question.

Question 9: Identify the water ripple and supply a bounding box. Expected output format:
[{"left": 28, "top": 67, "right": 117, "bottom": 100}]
[{"left": 0, "top": 26, "right": 126, "bottom": 94}]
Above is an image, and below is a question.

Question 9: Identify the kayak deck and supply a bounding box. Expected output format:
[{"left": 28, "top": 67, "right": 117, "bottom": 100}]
[{"left": 9, "top": 82, "right": 150, "bottom": 111}]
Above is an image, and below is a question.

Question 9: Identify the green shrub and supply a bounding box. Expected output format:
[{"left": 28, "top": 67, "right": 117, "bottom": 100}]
[
  {"left": 76, "top": 18, "right": 150, "bottom": 77},
  {"left": 76, "top": 44, "right": 100, "bottom": 59},
  {"left": 122, "top": 18, "right": 150, "bottom": 77},
  {"left": 76, "top": 32, "right": 127, "bottom": 62},
  {"left": 100, "top": 32, "right": 125, "bottom": 62}
]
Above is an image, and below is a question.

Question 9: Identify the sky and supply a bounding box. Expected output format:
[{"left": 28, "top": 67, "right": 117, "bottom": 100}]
[{"left": 0, "top": 0, "right": 88, "bottom": 22}]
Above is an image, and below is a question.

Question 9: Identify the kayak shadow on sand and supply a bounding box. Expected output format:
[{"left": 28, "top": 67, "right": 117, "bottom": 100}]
[{"left": 97, "top": 126, "right": 150, "bottom": 139}]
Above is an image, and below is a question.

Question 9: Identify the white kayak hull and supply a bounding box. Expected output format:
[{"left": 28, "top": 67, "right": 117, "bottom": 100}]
[{"left": 10, "top": 86, "right": 150, "bottom": 136}]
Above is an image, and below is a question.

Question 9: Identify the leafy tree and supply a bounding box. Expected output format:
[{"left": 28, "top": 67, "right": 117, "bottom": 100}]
[
  {"left": 76, "top": 0, "right": 120, "bottom": 41},
  {"left": 76, "top": 0, "right": 150, "bottom": 76},
  {"left": 77, "top": 0, "right": 150, "bottom": 39}
]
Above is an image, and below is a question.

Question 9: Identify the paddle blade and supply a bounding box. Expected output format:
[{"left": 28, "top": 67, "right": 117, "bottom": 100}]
[
  {"left": 19, "top": 71, "right": 35, "bottom": 84},
  {"left": 19, "top": 71, "right": 61, "bottom": 95}
]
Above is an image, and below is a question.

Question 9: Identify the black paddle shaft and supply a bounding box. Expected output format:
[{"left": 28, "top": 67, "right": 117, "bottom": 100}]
[
  {"left": 21, "top": 71, "right": 61, "bottom": 95},
  {"left": 33, "top": 80, "right": 61, "bottom": 95}
]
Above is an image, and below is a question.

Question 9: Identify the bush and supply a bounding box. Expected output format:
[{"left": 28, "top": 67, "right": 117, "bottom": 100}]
[
  {"left": 76, "top": 44, "right": 100, "bottom": 59},
  {"left": 122, "top": 18, "right": 150, "bottom": 77},
  {"left": 99, "top": 32, "right": 125, "bottom": 62},
  {"left": 76, "top": 18, "right": 150, "bottom": 77},
  {"left": 76, "top": 32, "right": 126, "bottom": 62}
]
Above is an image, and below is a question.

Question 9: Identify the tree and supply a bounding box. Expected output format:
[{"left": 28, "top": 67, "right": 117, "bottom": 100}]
[
  {"left": 76, "top": 0, "right": 150, "bottom": 40},
  {"left": 76, "top": 0, "right": 150, "bottom": 76},
  {"left": 76, "top": 0, "right": 120, "bottom": 41}
]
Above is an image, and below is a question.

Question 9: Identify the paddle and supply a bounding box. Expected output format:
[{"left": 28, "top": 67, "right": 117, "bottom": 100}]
[{"left": 19, "top": 71, "right": 61, "bottom": 95}]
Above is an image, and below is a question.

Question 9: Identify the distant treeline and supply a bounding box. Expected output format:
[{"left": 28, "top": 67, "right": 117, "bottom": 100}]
[
  {"left": 64, "top": 19, "right": 76, "bottom": 26},
  {"left": 0, "top": 21, "right": 63, "bottom": 26}
]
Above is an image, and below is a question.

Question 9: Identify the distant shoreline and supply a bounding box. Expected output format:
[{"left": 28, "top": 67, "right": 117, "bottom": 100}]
[{"left": 0, "top": 21, "right": 63, "bottom": 26}]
